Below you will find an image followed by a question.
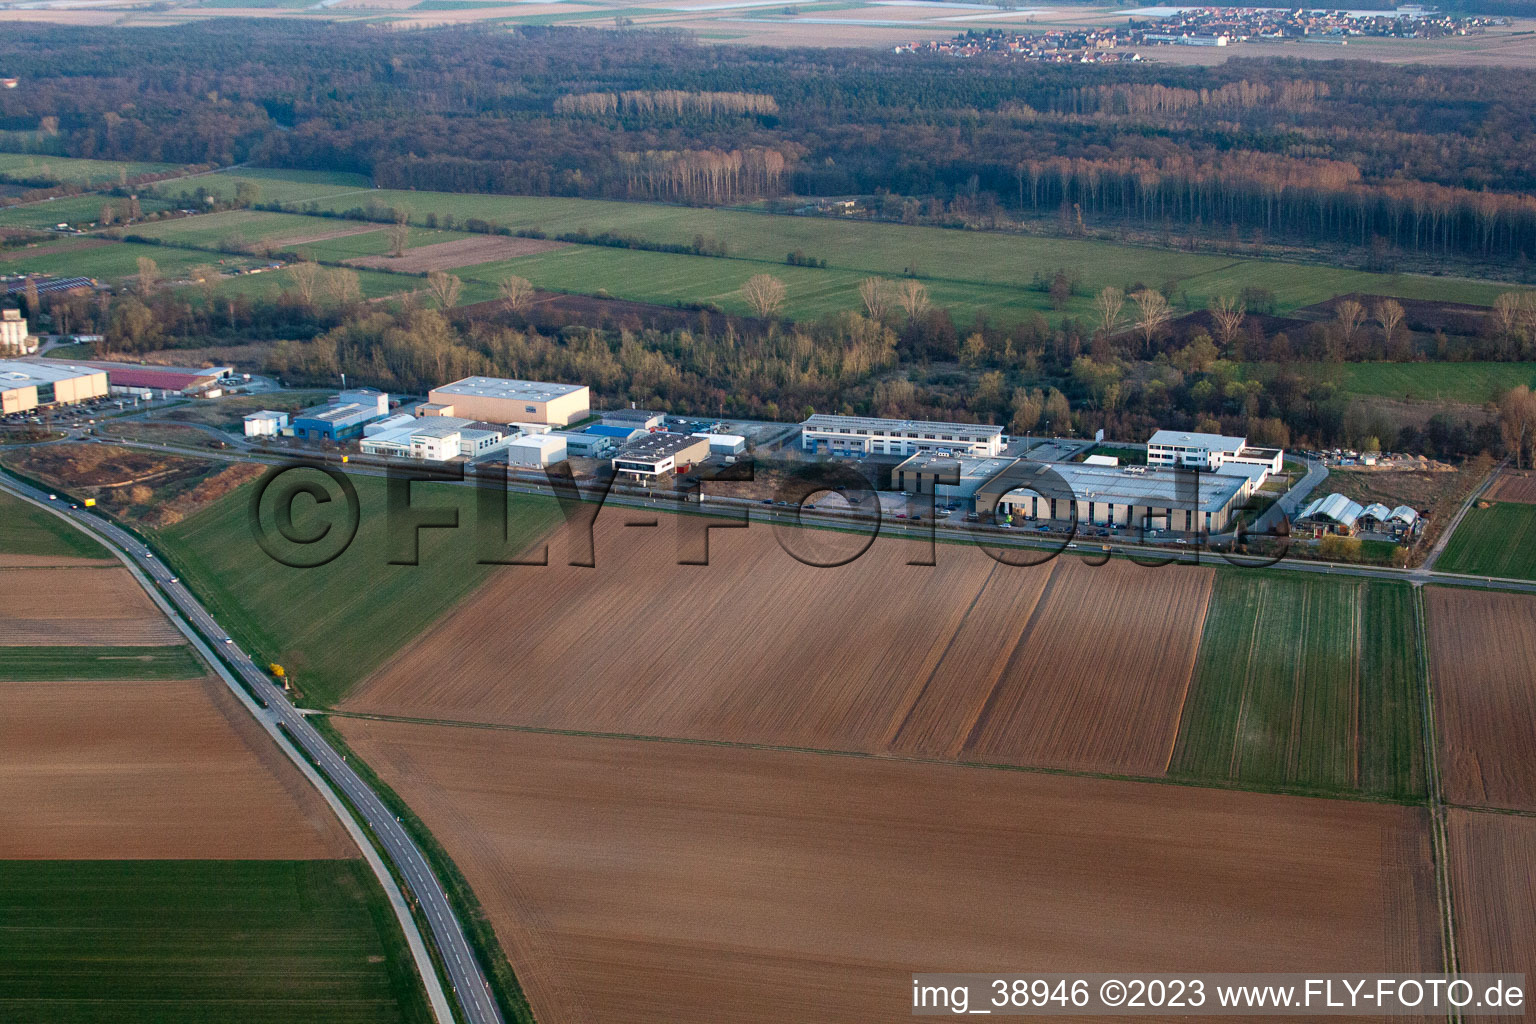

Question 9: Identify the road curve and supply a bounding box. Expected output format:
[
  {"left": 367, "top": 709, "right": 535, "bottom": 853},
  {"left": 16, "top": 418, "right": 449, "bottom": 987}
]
[{"left": 0, "top": 472, "right": 508, "bottom": 1024}]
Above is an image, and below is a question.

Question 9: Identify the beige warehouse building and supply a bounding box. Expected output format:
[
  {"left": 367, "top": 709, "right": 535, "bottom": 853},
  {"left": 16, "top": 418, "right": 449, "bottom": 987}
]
[
  {"left": 0, "top": 360, "right": 109, "bottom": 414},
  {"left": 425, "top": 377, "right": 590, "bottom": 427}
]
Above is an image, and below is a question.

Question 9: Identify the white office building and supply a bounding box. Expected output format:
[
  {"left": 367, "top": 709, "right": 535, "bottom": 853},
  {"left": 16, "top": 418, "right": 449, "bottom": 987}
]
[
  {"left": 800, "top": 414, "right": 1005, "bottom": 458},
  {"left": 1146, "top": 429, "right": 1283, "bottom": 482}
]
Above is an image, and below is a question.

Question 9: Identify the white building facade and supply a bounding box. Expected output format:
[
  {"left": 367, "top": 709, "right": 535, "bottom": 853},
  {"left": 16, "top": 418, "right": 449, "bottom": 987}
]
[{"left": 800, "top": 414, "right": 1005, "bottom": 458}]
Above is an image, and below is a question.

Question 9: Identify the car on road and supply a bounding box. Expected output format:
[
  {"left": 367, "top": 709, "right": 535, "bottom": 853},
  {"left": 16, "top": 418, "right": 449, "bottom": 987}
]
[{"left": 223, "top": 637, "right": 233, "bottom": 645}]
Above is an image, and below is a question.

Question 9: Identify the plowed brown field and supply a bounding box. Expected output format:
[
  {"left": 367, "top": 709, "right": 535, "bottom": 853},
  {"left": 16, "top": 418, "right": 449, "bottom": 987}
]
[
  {"left": 0, "top": 566, "right": 184, "bottom": 646},
  {"left": 0, "top": 678, "right": 352, "bottom": 858},
  {"left": 958, "top": 559, "right": 1213, "bottom": 774},
  {"left": 1447, "top": 809, "right": 1536, "bottom": 980},
  {"left": 346, "top": 235, "right": 567, "bottom": 273},
  {"left": 1426, "top": 587, "right": 1536, "bottom": 810},
  {"left": 347, "top": 516, "right": 1211, "bottom": 776},
  {"left": 338, "top": 719, "right": 1443, "bottom": 1024},
  {"left": 1487, "top": 470, "right": 1536, "bottom": 504}
]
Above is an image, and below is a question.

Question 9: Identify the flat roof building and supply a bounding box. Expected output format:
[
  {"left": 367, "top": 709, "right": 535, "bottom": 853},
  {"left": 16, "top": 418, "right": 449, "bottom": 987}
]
[
  {"left": 892, "top": 453, "right": 1019, "bottom": 503},
  {"left": 1147, "top": 428, "right": 1283, "bottom": 481},
  {"left": 801, "top": 414, "right": 1005, "bottom": 458},
  {"left": 77, "top": 360, "right": 230, "bottom": 395},
  {"left": 694, "top": 432, "right": 746, "bottom": 456},
  {"left": 359, "top": 416, "right": 473, "bottom": 462},
  {"left": 612, "top": 432, "right": 710, "bottom": 482},
  {"left": 293, "top": 389, "right": 391, "bottom": 442},
  {"left": 0, "top": 359, "right": 108, "bottom": 414},
  {"left": 243, "top": 410, "right": 289, "bottom": 437},
  {"left": 601, "top": 408, "right": 666, "bottom": 431},
  {"left": 427, "top": 377, "right": 589, "bottom": 427},
  {"left": 507, "top": 432, "right": 568, "bottom": 468},
  {"left": 552, "top": 430, "right": 618, "bottom": 459},
  {"left": 975, "top": 460, "right": 1262, "bottom": 535}
]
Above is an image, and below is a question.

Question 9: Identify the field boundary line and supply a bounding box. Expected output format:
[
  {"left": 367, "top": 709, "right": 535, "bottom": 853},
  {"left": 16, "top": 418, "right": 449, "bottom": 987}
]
[
  {"left": 1227, "top": 583, "right": 1267, "bottom": 780},
  {"left": 1413, "top": 583, "right": 1462, "bottom": 1006},
  {"left": 1285, "top": 584, "right": 1310, "bottom": 786},
  {"left": 1161, "top": 569, "right": 1216, "bottom": 775},
  {"left": 956, "top": 560, "right": 1063, "bottom": 757},
  {"left": 322, "top": 709, "right": 1432, "bottom": 807}
]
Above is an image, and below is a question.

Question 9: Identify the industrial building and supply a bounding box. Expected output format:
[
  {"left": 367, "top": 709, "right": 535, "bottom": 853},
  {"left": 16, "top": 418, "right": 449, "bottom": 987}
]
[
  {"left": 584, "top": 423, "right": 646, "bottom": 445},
  {"left": 426, "top": 376, "right": 589, "bottom": 427},
  {"left": 1359, "top": 503, "right": 1421, "bottom": 540},
  {"left": 973, "top": 460, "right": 1263, "bottom": 534},
  {"left": 76, "top": 360, "right": 230, "bottom": 396},
  {"left": 1146, "top": 429, "right": 1283, "bottom": 482},
  {"left": 551, "top": 430, "right": 618, "bottom": 459},
  {"left": 800, "top": 414, "right": 1006, "bottom": 458},
  {"left": 601, "top": 408, "right": 666, "bottom": 432},
  {"left": 612, "top": 432, "right": 711, "bottom": 483},
  {"left": 0, "top": 360, "right": 108, "bottom": 414},
  {"left": 1, "top": 310, "right": 35, "bottom": 356},
  {"left": 695, "top": 432, "right": 746, "bottom": 456},
  {"left": 359, "top": 416, "right": 475, "bottom": 462},
  {"left": 892, "top": 453, "right": 1019, "bottom": 504},
  {"left": 243, "top": 410, "right": 289, "bottom": 437},
  {"left": 507, "top": 433, "right": 568, "bottom": 468},
  {"left": 292, "top": 389, "right": 391, "bottom": 442}
]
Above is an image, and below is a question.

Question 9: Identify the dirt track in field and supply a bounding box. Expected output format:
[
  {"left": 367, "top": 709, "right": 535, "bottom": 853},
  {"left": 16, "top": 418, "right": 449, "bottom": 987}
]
[
  {"left": 0, "top": 554, "right": 114, "bottom": 568},
  {"left": 1447, "top": 809, "right": 1536, "bottom": 981},
  {"left": 1426, "top": 587, "right": 1536, "bottom": 811},
  {"left": 0, "top": 566, "right": 184, "bottom": 646},
  {"left": 265, "top": 221, "right": 383, "bottom": 247},
  {"left": 0, "top": 678, "right": 352, "bottom": 859},
  {"left": 339, "top": 719, "right": 1443, "bottom": 1024},
  {"left": 346, "top": 235, "right": 568, "bottom": 273},
  {"left": 1487, "top": 469, "right": 1536, "bottom": 504},
  {"left": 346, "top": 517, "right": 1212, "bottom": 777}
]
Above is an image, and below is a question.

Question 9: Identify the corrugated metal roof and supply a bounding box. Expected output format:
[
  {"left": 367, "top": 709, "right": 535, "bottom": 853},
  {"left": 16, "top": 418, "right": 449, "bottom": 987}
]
[{"left": 1299, "top": 492, "right": 1364, "bottom": 527}]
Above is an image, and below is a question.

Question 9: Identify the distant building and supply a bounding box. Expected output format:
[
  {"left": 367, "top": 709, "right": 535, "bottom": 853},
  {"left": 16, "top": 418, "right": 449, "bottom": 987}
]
[
  {"left": 611, "top": 432, "right": 710, "bottom": 483},
  {"left": 600, "top": 407, "right": 666, "bottom": 432},
  {"left": 800, "top": 414, "right": 1006, "bottom": 458},
  {"left": 892, "top": 454, "right": 1018, "bottom": 505},
  {"left": 550, "top": 430, "right": 617, "bottom": 459},
  {"left": 1146, "top": 429, "right": 1283, "bottom": 482},
  {"left": 243, "top": 410, "right": 289, "bottom": 437},
  {"left": 292, "top": 388, "right": 390, "bottom": 442},
  {"left": 695, "top": 432, "right": 746, "bottom": 456},
  {"left": 0, "top": 359, "right": 108, "bottom": 414},
  {"left": 77, "top": 360, "right": 229, "bottom": 396},
  {"left": 426, "top": 377, "right": 589, "bottom": 427},
  {"left": 359, "top": 416, "right": 470, "bottom": 461},
  {"left": 1294, "top": 492, "right": 1365, "bottom": 537},
  {"left": 584, "top": 423, "right": 646, "bottom": 444},
  {"left": 1, "top": 309, "right": 35, "bottom": 356},
  {"left": 507, "top": 433, "right": 568, "bottom": 468}
]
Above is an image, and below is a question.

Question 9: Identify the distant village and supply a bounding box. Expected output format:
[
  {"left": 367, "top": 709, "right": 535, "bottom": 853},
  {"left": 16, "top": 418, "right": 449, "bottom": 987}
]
[{"left": 897, "top": 5, "right": 1507, "bottom": 60}]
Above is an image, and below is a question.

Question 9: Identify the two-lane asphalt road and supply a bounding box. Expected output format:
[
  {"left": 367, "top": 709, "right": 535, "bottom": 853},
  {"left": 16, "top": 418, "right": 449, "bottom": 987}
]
[{"left": 0, "top": 473, "right": 506, "bottom": 1024}]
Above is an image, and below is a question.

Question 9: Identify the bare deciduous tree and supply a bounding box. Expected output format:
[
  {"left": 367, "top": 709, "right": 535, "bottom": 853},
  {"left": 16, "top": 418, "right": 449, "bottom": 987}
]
[
  {"left": 387, "top": 208, "right": 411, "bottom": 258},
  {"left": 426, "top": 270, "right": 462, "bottom": 309},
  {"left": 1500, "top": 385, "right": 1536, "bottom": 470},
  {"left": 1093, "top": 286, "right": 1125, "bottom": 337},
  {"left": 1208, "top": 294, "right": 1246, "bottom": 349},
  {"left": 289, "top": 261, "right": 324, "bottom": 307},
  {"left": 740, "top": 273, "right": 787, "bottom": 318},
  {"left": 896, "top": 278, "right": 929, "bottom": 321},
  {"left": 134, "top": 257, "right": 160, "bottom": 295},
  {"left": 1372, "top": 298, "right": 1406, "bottom": 356},
  {"left": 1334, "top": 298, "right": 1366, "bottom": 356},
  {"left": 325, "top": 267, "right": 362, "bottom": 306},
  {"left": 858, "top": 276, "right": 889, "bottom": 321},
  {"left": 1131, "top": 288, "right": 1172, "bottom": 353},
  {"left": 498, "top": 275, "right": 534, "bottom": 313}
]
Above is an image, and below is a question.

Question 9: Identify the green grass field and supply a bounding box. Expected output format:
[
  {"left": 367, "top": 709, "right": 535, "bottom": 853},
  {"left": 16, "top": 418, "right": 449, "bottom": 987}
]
[
  {"left": 0, "top": 154, "right": 181, "bottom": 188},
  {"left": 0, "top": 194, "right": 178, "bottom": 231},
  {"left": 169, "top": 170, "right": 1508, "bottom": 320},
  {"left": 1436, "top": 502, "right": 1536, "bottom": 580},
  {"left": 152, "top": 471, "right": 561, "bottom": 707},
  {"left": 0, "top": 859, "right": 432, "bottom": 1024},
  {"left": 0, "top": 646, "right": 205, "bottom": 681},
  {"left": 0, "top": 490, "right": 109, "bottom": 560},
  {"left": 1170, "top": 572, "right": 1425, "bottom": 799},
  {"left": 1247, "top": 361, "right": 1536, "bottom": 404}
]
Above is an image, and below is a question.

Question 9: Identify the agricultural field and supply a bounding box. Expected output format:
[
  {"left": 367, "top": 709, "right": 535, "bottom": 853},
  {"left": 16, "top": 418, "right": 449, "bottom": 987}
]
[
  {"left": 153, "top": 470, "right": 561, "bottom": 707},
  {"left": 1425, "top": 587, "right": 1536, "bottom": 812},
  {"left": 0, "top": 677, "right": 352, "bottom": 858},
  {"left": 954, "top": 558, "right": 1213, "bottom": 776},
  {"left": 0, "top": 566, "right": 185, "bottom": 646},
  {"left": 1446, "top": 810, "right": 1536, "bottom": 980},
  {"left": 1486, "top": 469, "right": 1536, "bottom": 504},
  {"left": 0, "top": 859, "right": 432, "bottom": 1024},
  {"left": 0, "top": 488, "right": 109, "bottom": 562},
  {"left": 1436, "top": 502, "right": 1536, "bottom": 580},
  {"left": 0, "top": 153, "right": 181, "bottom": 187},
  {"left": 0, "top": 645, "right": 205, "bottom": 681},
  {"left": 155, "top": 167, "right": 374, "bottom": 206},
  {"left": 0, "top": 193, "right": 176, "bottom": 230},
  {"left": 337, "top": 719, "right": 1442, "bottom": 1024},
  {"left": 353, "top": 514, "right": 1206, "bottom": 778},
  {"left": 169, "top": 171, "right": 1511, "bottom": 319},
  {"left": 1279, "top": 361, "right": 1536, "bottom": 404},
  {"left": 1169, "top": 573, "right": 1425, "bottom": 800}
]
